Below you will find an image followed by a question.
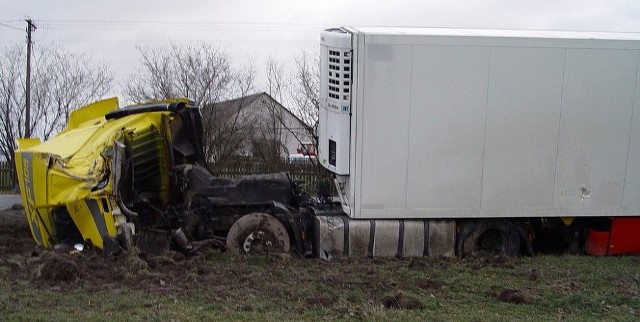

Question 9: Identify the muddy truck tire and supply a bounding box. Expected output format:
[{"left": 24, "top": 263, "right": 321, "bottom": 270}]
[{"left": 459, "top": 219, "right": 521, "bottom": 257}]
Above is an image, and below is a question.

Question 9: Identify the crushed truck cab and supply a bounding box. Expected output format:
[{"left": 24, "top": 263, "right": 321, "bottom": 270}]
[
  {"left": 15, "top": 98, "right": 197, "bottom": 253},
  {"left": 15, "top": 97, "right": 305, "bottom": 255}
]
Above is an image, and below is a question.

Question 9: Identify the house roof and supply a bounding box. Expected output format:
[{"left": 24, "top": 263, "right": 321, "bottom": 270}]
[
  {"left": 213, "top": 92, "right": 308, "bottom": 128},
  {"left": 214, "top": 92, "right": 264, "bottom": 111}
]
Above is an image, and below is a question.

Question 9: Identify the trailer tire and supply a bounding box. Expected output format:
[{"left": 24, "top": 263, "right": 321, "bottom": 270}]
[
  {"left": 226, "top": 213, "right": 290, "bottom": 255},
  {"left": 460, "top": 220, "right": 521, "bottom": 257}
]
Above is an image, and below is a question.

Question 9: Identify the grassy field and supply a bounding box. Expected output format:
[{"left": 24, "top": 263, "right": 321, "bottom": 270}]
[{"left": 1, "top": 209, "right": 639, "bottom": 321}]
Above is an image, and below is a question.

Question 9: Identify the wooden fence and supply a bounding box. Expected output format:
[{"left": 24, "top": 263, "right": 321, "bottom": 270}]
[
  {"left": 0, "top": 162, "right": 15, "bottom": 192},
  {"left": 212, "top": 161, "right": 332, "bottom": 196}
]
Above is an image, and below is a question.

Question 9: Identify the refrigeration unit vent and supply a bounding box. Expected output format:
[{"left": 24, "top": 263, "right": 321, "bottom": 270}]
[{"left": 327, "top": 50, "right": 351, "bottom": 101}]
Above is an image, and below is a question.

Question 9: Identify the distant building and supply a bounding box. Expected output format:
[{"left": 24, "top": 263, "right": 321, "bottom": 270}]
[{"left": 204, "top": 92, "right": 313, "bottom": 161}]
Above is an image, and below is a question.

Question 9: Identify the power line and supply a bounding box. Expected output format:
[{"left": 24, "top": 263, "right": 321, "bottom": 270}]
[
  {"left": 2, "top": 18, "right": 322, "bottom": 45},
  {"left": 38, "top": 19, "right": 324, "bottom": 27},
  {"left": 1, "top": 18, "right": 322, "bottom": 52},
  {"left": 0, "top": 22, "right": 21, "bottom": 31},
  {"left": 36, "top": 19, "right": 325, "bottom": 32}
]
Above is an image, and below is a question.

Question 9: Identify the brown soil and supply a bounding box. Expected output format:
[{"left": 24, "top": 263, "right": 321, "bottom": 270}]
[
  {"left": 0, "top": 209, "right": 398, "bottom": 305},
  {"left": 381, "top": 291, "right": 425, "bottom": 310},
  {"left": 0, "top": 209, "right": 37, "bottom": 255},
  {"left": 1, "top": 207, "right": 631, "bottom": 316},
  {"left": 415, "top": 278, "right": 446, "bottom": 291},
  {"left": 467, "top": 253, "right": 516, "bottom": 270},
  {"left": 495, "top": 289, "right": 528, "bottom": 304},
  {"left": 489, "top": 287, "right": 538, "bottom": 304}
]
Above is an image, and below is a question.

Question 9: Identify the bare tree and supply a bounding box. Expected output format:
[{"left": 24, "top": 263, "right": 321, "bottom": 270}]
[
  {"left": 124, "top": 47, "right": 174, "bottom": 101},
  {"left": 30, "top": 46, "right": 113, "bottom": 139},
  {"left": 0, "top": 46, "right": 25, "bottom": 170},
  {"left": 250, "top": 57, "right": 287, "bottom": 165},
  {"left": 253, "top": 53, "right": 319, "bottom": 166},
  {"left": 124, "top": 43, "right": 257, "bottom": 166},
  {"left": 0, "top": 44, "right": 113, "bottom": 183},
  {"left": 203, "top": 64, "right": 257, "bottom": 164},
  {"left": 289, "top": 51, "right": 320, "bottom": 147},
  {"left": 124, "top": 43, "right": 233, "bottom": 106}
]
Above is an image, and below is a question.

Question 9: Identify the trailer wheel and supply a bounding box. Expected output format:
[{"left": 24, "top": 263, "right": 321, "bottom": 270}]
[
  {"left": 460, "top": 220, "right": 521, "bottom": 256},
  {"left": 226, "top": 213, "right": 290, "bottom": 255}
]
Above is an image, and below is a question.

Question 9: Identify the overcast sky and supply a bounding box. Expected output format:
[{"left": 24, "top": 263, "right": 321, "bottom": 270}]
[{"left": 2, "top": 0, "right": 640, "bottom": 98}]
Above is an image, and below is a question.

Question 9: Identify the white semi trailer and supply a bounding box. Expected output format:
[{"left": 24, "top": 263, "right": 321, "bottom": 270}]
[{"left": 315, "top": 27, "right": 640, "bottom": 258}]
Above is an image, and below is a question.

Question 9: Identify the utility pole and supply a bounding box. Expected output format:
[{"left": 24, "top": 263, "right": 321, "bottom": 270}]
[{"left": 25, "top": 18, "right": 36, "bottom": 138}]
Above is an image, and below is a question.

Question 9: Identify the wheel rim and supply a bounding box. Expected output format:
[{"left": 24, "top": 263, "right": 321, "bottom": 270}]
[
  {"left": 226, "top": 213, "right": 290, "bottom": 255},
  {"left": 242, "top": 230, "right": 280, "bottom": 254}
]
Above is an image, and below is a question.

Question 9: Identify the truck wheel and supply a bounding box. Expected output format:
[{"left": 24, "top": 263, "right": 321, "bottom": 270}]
[
  {"left": 226, "top": 213, "right": 290, "bottom": 255},
  {"left": 460, "top": 220, "right": 520, "bottom": 256}
]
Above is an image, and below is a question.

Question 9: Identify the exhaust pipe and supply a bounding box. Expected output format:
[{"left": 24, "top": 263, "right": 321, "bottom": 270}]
[{"left": 105, "top": 101, "right": 187, "bottom": 120}]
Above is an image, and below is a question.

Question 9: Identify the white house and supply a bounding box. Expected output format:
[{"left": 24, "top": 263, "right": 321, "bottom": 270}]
[{"left": 207, "top": 92, "right": 313, "bottom": 160}]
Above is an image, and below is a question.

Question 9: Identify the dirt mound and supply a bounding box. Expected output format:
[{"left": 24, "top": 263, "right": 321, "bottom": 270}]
[
  {"left": 382, "top": 291, "right": 425, "bottom": 310},
  {"left": 16, "top": 245, "right": 205, "bottom": 293},
  {"left": 491, "top": 288, "right": 535, "bottom": 304},
  {"left": 497, "top": 289, "right": 526, "bottom": 304},
  {"left": 31, "top": 252, "right": 85, "bottom": 282},
  {"left": 0, "top": 209, "right": 200, "bottom": 291},
  {"left": 415, "top": 278, "right": 446, "bottom": 291}
]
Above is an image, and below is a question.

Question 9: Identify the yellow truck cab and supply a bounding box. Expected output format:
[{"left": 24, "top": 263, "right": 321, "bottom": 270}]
[{"left": 15, "top": 97, "right": 221, "bottom": 254}]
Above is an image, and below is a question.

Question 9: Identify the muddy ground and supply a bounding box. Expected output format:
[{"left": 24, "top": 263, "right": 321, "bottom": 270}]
[
  {"left": 1, "top": 207, "right": 284, "bottom": 292},
  {"left": 0, "top": 207, "right": 507, "bottom": 294},
  {"left": 0, "top": 207, "right": 432, "bottom": 301},
  {"left": 1, "top": 207, "right": 638, "bottom": 320}
]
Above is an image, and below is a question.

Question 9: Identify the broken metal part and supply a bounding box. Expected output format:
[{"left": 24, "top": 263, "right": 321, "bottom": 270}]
[
  {"left": 113, "top": 141, "right": 138, "bottom": 218},
  {"left": 172, "top": 228, "right": 193, "bottom": 251},
  {"left": 116, "top": 223, "right": 135, "bottom": 251}
]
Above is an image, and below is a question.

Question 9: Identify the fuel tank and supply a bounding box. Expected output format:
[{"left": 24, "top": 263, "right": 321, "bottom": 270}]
[{"left": 314, "top": 215, "right": 455, "bottom": 259}]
